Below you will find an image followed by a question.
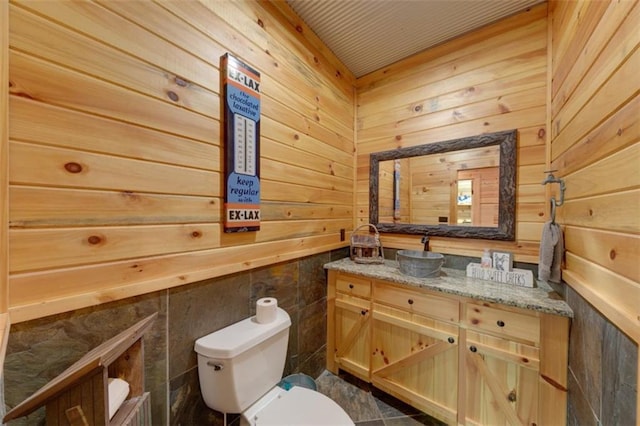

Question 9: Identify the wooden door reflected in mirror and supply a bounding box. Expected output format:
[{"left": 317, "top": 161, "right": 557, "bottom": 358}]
[{"left": 454, "top": 167, "right": 499, "bottom": 227}]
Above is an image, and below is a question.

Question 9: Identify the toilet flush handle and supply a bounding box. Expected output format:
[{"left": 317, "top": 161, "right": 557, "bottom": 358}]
[{"left": 207, "top": 361, "right": 224, "bottom": 371}]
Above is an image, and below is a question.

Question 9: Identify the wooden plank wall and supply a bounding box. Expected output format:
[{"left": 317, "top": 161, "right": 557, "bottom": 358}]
[
  {"left": 5, "top": 0, "right": 355, "bottom": 323},
  {"left": 355, "top": 4, "right": 548, "bottom": 262},
  {"left": 1, "top": 0, "right": 8, "bottom": 313},
  {"left": 549, "top": 0, "right": 639, "bottom": 344},
  {"left": 0, "top": 0, "right": 10, "bottom": 376},
  {"left": 409, "top": 146, "right": 500, "bottom": 226}
]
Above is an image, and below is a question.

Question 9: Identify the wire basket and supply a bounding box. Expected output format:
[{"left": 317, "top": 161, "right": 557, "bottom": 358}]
[{"left": 350, "top": 224, "right": 384, "bottom": 264}]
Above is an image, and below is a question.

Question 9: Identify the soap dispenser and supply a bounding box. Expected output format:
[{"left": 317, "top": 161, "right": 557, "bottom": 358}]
[{"left": 481, "top": 249, "right": 493, "bottom": 268}]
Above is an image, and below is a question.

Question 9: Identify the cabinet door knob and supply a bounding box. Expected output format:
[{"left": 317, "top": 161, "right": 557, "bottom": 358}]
[
  {"left": 361, "top": 310, "right": 368, "bottom": 316},
  {"left": 469, "top": 346, "right": 477, "bottom": 353},
  {"left": 349, "top": 284, "right": 354, "bottom": 289},
  {"left": 497, "top": 320, "right": 505, "bottom": 327},
  {"left": 508, "top": 390, "right": 517, "bottom": 402},
  {"left": 447, "top": 337, "right": 455, "bottom": 344},
  {"left": 407, "top": 299, "right": 414, "bottom": 305}
]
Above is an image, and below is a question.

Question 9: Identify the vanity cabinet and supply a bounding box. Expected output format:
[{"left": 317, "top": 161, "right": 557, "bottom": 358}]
[
  {"left": 463, "top": 302, "right": 541, "bottom": 425},
  {"left": 326, "top": 271, "right": 372, "bottom": 381},
  {"left": 371, "top": 282, "right": 460, "bottom": 424},
  {"left": 326, "top": 270, "right": 570, "bottom": 426}
]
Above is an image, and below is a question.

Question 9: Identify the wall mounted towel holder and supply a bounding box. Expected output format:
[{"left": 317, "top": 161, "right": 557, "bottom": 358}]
[{"left": 541, "top": 170, "right": 566, "bottom": 224}]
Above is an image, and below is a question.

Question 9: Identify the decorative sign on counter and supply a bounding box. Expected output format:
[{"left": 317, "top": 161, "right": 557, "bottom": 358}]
[
  {"left": 221, "top": 53, "right": 261, "bottom": 232},
  {"left": 466, "top": 263, "right": 534, "bottom": 288}
]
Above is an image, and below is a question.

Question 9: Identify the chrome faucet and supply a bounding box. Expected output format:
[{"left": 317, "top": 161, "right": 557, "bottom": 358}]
[{"left": 421, "top": 235, "right": 430, "bottom": 251}]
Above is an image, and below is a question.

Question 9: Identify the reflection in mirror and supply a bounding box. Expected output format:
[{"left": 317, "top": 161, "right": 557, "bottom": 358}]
[
  {"left": 379, "top": 146, "right": 500, "bottom": 227},
  {"left": 456, "top": 178, "right": 473, "bottom": 224},
  {"left": 455, "top": 166, "right": 499, "bottom": 226},
  {"left": 370, "top": 130, "right": 516, "bottom": 240}
]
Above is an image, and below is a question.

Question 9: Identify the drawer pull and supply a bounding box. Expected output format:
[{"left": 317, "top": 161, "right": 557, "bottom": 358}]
[
  {"left": 447, "top": 337, "right": 455, "bottom": 344},
  {"left": 508, "top": 390, "right": 517, "bottom": 402},
  {"left": 497, "top": 320, "right": 505, "bottom": 327},
  {"left": 407, "top": 299, "right": 414, "bottom": 305},
  {"left": 469, "top": 346, "right": 477, "bottom": 353},
  {"left": 349, "top": 284, "right": 354, "bottom": 289},
  {"left": 361, "top": 310, "right": 368, "bottom": 316}
]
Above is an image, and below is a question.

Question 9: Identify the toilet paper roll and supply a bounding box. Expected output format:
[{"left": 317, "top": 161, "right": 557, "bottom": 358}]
[
  {"left": 256, "top": 297, "right": 278, "bottom": 324},
  {"left": 108, "top": 377, "right": 130, "bottom": 420}
]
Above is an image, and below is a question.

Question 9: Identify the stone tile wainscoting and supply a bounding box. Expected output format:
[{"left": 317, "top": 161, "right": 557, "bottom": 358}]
[
  {"left": 565, "top": 286, "right": 638, "bottom": 426},
  {"left": 3, "top": 248, "right": 349, "bottom": 425},
  {"left": 316, "top": 370, "right": 445, "bottom": 426},
  {"left": 3, "top": 249, "right": 637, "bottom": 425}
]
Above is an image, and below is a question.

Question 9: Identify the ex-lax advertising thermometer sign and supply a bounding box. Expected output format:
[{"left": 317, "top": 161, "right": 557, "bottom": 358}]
[{"left": 221, "top": 54, "right": 261, "bottom": 232}]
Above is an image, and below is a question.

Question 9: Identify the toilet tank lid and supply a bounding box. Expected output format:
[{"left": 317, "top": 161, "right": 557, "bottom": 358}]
[{"left": 194, "top": 308, "right": 291, "bottom": 359}]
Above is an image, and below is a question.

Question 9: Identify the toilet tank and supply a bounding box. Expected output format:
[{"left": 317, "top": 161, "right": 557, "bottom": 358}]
[{"left": 194, "top": 308, "right": 291, "bottom": 413}]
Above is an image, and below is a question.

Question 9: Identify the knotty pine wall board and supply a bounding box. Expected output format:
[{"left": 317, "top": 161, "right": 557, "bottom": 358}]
[
  {"left": 549, "top": 0, "right": 639, "bottom": 344},
  {"left": 1, "top": 0, "right": 8, "bottom": 313},
  {"left": 6, "top": 0, "right": 354, "bottom": 322},
  {"left": 356, "top": 4, "right": 549, "bottom": 261}
]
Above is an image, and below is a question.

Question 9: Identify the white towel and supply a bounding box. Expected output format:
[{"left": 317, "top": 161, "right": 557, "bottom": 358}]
[{"left": 538, "top": 221, "right": 564, "bottom": 283}]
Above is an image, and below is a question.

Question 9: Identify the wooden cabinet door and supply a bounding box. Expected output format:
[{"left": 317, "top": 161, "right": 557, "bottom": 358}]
[
  {"left": 334, "top": 293, "right": 371, "bottom": 381},
  {"left": 464, "top": 330, "right": 540, "bottom": 426},
  {"left": 371, "top": 303, "right": 459, "bottom": 424}
]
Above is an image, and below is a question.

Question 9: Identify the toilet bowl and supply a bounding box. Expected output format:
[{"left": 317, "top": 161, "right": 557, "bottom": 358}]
[
  {"left": 241, "top": 385, "right": 353, "bottom": 426},
  {"left": 194, "top": 306, "right": 353, "bottom": 426}
]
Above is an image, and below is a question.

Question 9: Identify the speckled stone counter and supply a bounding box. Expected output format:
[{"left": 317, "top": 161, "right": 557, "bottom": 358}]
[{"left": 325, "top": 258, "right": 573, "bottom": 317}]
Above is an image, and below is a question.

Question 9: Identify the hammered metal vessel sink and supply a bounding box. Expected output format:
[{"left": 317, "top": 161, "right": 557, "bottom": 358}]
[{"left": 397, "top": 250, "right": 444, "bottom": 278}]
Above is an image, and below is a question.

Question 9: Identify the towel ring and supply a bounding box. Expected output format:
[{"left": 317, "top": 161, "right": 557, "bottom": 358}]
[
  {"left": 542, "top": 171, "right": 566, "bottom": 224},
  {"left": 550, "top": 198, "right": 558, "bottom": 224}
]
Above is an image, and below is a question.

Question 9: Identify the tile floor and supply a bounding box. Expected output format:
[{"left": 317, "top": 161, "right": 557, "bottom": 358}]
[{"left": 315, "top": 370, "right": 446, "bottom": 426}]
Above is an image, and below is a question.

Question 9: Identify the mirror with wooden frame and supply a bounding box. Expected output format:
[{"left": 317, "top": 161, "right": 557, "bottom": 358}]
[{"left": 369, "top": 130, "right": 517, "bottom": 240}]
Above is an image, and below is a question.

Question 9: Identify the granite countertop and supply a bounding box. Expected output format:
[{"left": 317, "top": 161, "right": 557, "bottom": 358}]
[{"left": 325, "top": 258, "right": 573, "bottom": 318}]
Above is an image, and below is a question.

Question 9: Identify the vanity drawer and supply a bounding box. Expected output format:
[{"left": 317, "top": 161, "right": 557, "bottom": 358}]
[
  {"left": 373, "top": 283, "right": 459, "bottom": 323},
  {"left": 465, "top": 302, "right": 540, "bottom": 344},
  {"left": 336, "top": 274, "right": 371, "bottom": 298}
]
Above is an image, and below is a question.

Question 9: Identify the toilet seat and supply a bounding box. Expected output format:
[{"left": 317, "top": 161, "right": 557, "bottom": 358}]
[{"left": 242, "top": 386, "right": 354, "bottom": 426}]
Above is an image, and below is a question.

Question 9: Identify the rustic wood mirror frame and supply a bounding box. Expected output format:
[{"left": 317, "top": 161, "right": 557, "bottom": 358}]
[{"left": 369, "top": 130, "right": 517, "bottom": 240}]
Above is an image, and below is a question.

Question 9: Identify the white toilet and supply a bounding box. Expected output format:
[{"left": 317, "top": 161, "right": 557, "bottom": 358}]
[{"left": 195, "top": 307, "right": 354, "bottom": 426}]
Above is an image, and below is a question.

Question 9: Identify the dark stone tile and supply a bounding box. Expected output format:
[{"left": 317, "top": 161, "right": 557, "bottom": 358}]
[
  {"left": 298, "top": 298, "right": 327, "bottom": 365},
  {"left": 442, "top": 254, "right": 477, "bottom": 271},
  {"left": 567, "top": 367, "right": 598, "bottom": 426},
  {"left": 285, "top": 303, "right": 300, "bottom": 376},
  {"left": 5, "top": 327, "right": 91, "bottom": 421},
  {"left": 250, "top": 261, "right": 299, "bottom": 311},
  {"left": 382, "top": 248, "right": 397, "bottom": 262},
  {"left": 3, "top": 250, "right": 349, "bottom": 426},
  {"left": 299, "top": 253, "right": 331, "bottom": 307},
  {"left": 316, "top": 370, "right": 381, "bottom": 423},
  {"left": 168, "top": 273, "right": 251, "bottom": 378},
  {"left": 318, "top": 370, "right": 446, "bottom": 426},
  {"left": 4, "top": 292, "right": 166, "bottom": 426},
  {"left": 298, "top": 344, "right": 327, "bottom": 379},
  {"left": 2, "top": 407, "right": 45, "bottom": 426},
  {"left": 383, "top": 414, "right": 447, "bottom": 426},
  {"left": 371, "top": 387, "right": 422, "bottom": 418},
  {"left": 370, "top": 387, "right": 446, "bottom": 425},
  {"left": 601, "top": 321, "right": 638, "bottom": 426},
  {"left": 169, "top": 366, "right": 227, "bottom": 426},
  {"left": 337, "top": 369, "right": 374, "bottom": 393},
  {"left": 148, "top": 381, "right": 169, "bottom": 426},
  {"left": 331, "top": 247, "right": 351, "bottom": 262},
  {"left": 566, "top": 287, "right": 604, "bottom": 417},
  {"left": 355, "top": 420, "right": 386, "bottom": 426}
]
